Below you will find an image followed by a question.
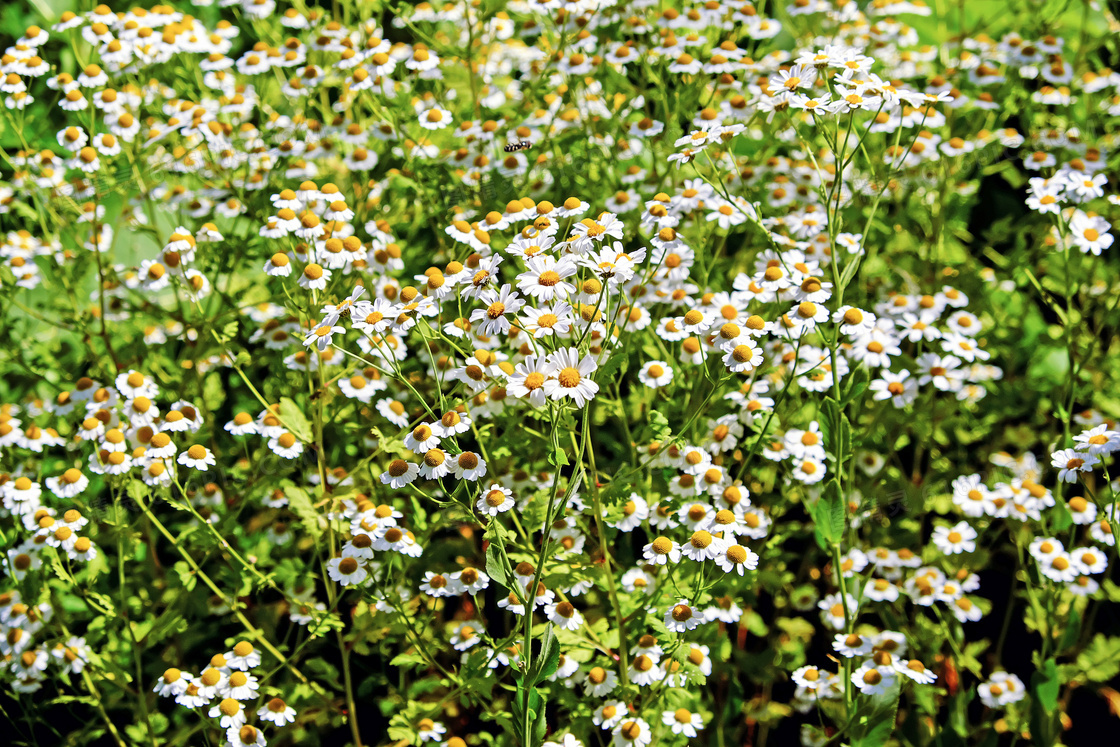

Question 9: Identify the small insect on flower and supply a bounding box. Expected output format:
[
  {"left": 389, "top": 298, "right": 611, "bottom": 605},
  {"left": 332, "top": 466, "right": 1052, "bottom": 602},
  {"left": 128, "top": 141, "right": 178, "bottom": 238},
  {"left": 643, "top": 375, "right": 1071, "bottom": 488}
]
[{"left": 504, "top": 140, "right": 532, "bottom": 152}]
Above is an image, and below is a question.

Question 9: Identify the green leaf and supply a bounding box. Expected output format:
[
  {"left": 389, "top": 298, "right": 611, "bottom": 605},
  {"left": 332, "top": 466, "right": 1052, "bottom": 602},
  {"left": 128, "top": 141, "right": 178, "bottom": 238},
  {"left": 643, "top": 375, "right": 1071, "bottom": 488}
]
[
  {"left": 532, "top": 624, "right": 560, "bottom": 682},
  {"left": 386, "top": 727, "right": 413, "bottom": 742},
  {"left": 1032, "top": 659, "right": 1060, "bottom": 712},
  {"left": 1050, "top": 498, "right": 1074, "bottom": 533},
  {"left": 820, "top": 397, "right": 839, "bottom": 442},
  {"left": 548, "top": 444, "right": 570, "bottom": 468},
  {"left": 145, "top": 609, "right": 189, "bottom": 646},
  {"left": 597, "top": 469, "right": 637, "bottom": 507},
  {"left": 126, "top": 480, "right": 149, "bottom": 507},
  {"left": 485, "top": 541, "right": 510, "bottom": 589},
  {"left": 649, "top": 409, "right": 671, "bottom": 441},
  {"left": 125, "top": 723, "right": 155, "bottom": 746},
  {"left": 172, "top": 561, "right": 197, "bottom": 592},
  {"left": 811, "top": 479, "right": 845, "bottom": 550},
  {"left": 202, "top": 372, "right": 227, "bottom": 412},
  {"left": 595, "top": 349, "right": 628, "bottom": 382},
  {"left": 45, "top": 695, "right": 98, "bottom": 707},
  {"left": 958, "top": 640, "right": 988, "bottom": 677},
  {"left": 369, "top": 425, "right": 412, "bottom": 459},
  {"left": 1070, "top": 635, "right": 1120, "bottom": 682},
  {"left": 215, "top": 319, "right": 239, "bottom": 345},
  {"left": 129, "top": 619, "right": 153, "bottom": 643},
  {"left": 1057, "top": 607, "right": 1081, "bottom": 654},
  {"left": 389, "top": 651, "right": 427, "bottom": 669},
  {"left": 303, "top": 657, "right": 343, "bottom": 690},
  {"left": 286, "top": 486, "right": 324, "bottom": 540},
  {"left": 850, "top": 689, "right": 900, "bottom": 747},
  {"left": 843, "top": 367, "right": 870, "bottom": 407},
  {"left": 838, "top": 412, "right": 852, "bottom": 458},
  {"left": 511, "top": 673, "right": 527, "bottom": 722},
  {"left": 851, "top": 711, "right": 895, "bottom": 747},
  {"left": 819, "top": 397, "right": 851, "bottom": 459},
  {"left": 1029, "top": 658, "right": 1061, "bottom": 747},
  {"left": 279, "top": 397, "right": 313, "bottom": 443},
  {"left": 531, "top": 688, "right": 547, "bottom": 746},
  {"left": 47, "top": 552, "right": 75, "bottom": 585}
]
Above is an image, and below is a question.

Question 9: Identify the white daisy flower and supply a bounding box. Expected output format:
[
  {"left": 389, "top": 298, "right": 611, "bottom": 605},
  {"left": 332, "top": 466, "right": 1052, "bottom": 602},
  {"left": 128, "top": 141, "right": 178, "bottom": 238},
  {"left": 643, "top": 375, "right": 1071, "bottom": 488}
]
[
  {"left": 380, "top": 459, "right": 419, "bottom": 488},
  {"left": 545, "top": 600, "right": 584, "bottom": 630},
  {"left": 638, "top": 360, "right": 674, "bottom": 388},
  {"left": 210, "top": 698, "right": 248, "bottom": 729},
  {"left": 543, "top": 348, "right": 600, "bottom": 407},
  {"left": 931, "top": 521, "right": 977, "bottom": 555},
  {"left": 611, "top": 717, "right": 652, "bottom": 747},
  {"left": 662, "top": 708, "right": 704, "bottom": 737},
  {"left": 258, "top": 698, "right": 297, "bottom": 725},
  {"left": 224, "top": 642, "right": 262, "bottom": 671},
  {"left": 664, "top": 600, "right": 703, "bottom": 632},
  {"left": 643, "top": 536, "right": 681, "bottom": 565},
  {"left": 851, "top": 663, "right": 897, "bottom": 695},
  {"left": 177, "top": 444, "right": 216, "bottom": 470},
  {"left": 451, "top": 452, "right": 487, "bottom": 481},
  {"left": 327, "top": 556, "right": 368, "bottom": 586},
  {"left": 476, "top": 484, "right": 515, "bottom": 515},
  {"left": 713, "top": 543, "right": 759, "bottom": 575}
]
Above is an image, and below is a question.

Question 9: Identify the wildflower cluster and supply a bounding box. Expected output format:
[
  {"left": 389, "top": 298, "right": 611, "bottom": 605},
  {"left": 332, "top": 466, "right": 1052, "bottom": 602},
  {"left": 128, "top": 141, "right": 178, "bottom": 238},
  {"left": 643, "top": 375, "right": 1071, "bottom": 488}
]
[
  {"left": 154, "top": 642, "right": 297, "bottom": 747},
  {"left": 1, "top": 1, "right": 1120, "bottom": 747}
]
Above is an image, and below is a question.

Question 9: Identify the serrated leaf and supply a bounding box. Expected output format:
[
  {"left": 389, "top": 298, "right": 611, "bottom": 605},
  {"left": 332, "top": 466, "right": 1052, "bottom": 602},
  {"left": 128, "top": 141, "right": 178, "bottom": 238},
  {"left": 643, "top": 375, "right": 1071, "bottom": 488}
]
[
  {"left": 1072, "top": 635, "right": 1120, "bottom": 683},
  {"left": 811, "top": 479, "right": 845, "bottom": 550},
  {"left": 126, "top": 480, "right": 149, "bottom": 506},
  {"left": 598, "top": 469, "right": 636, "bottom": 507},
  {"left": 369, "top": 425, "right": 411, "bottom": 458},
  {"left": 532, "top": 624, "right": 560, "bottom": 682},
  {"left": 172, "top": 561, "right": 197, "bottom": 592},
  {"left": 125, "top": 723, "right": 155, "bottom": 746},
  {"left": 279, "top": 397, "right": 312, "bottom": 443},
  {"left": 595, "top": 349, "right": 628, "bottom": 382},
  {"left": 215, "top": 319, "right": 239, "bottom": 345},
  {"left": 485, "top": 541, "right": 510, "bottom": 589},
  {"left": 146, "top": 610, "right": 190, "bottom": 646},
  {"left": 851, "top": 704, "right": 897, "bottom": 747},
  {"left": 303, "top": 657, "right": 342, "bottom": 690},
  {"left": 386, "top": 726, "right": 413, "bottom": 742},
  {"left": 1030, "top": 664, "right": 1060, "bottom": 747},
  {"left": 48, "top": 552, "right": 75, "bottom": 585},
  {"left": 531, "top": 688, "right": 547, "bottom": 746},
  {"left": 819, "top": 397, "right": 849, "bottom": 457},
  {"left": 287, "top": 486, "right": 324, "bottom": 540},
  {"left": 649, "top": 409, "right": 671, "bottom": 441}
]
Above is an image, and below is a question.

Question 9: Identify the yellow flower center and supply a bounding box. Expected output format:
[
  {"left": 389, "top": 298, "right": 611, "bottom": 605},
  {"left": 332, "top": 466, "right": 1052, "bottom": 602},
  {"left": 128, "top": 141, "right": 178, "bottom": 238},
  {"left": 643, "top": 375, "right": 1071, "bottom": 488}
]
[
  {"left": 690, "top": 530, "right": 712, "bottom": 549},
  {"left": 557, "top": 367, "right": 581, "bottom": 388}
]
